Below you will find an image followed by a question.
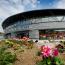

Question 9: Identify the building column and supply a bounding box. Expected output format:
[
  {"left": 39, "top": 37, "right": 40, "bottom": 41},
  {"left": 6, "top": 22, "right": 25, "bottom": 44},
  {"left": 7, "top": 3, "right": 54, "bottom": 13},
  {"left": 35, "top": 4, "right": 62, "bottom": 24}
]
[
  {"left": 29, "top": 30, "right": 39, "bottom": 40},
  {"left": 11, "top": 32, "right": 16, "bottom": 38}
]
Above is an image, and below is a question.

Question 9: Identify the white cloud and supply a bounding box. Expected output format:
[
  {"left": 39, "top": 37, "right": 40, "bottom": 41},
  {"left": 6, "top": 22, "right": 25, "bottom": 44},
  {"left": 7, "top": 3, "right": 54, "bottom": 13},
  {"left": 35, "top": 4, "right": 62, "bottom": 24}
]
[
  {"left": 53, "top": 0, "right": 65, "bottom": 9},
  {"left": 1, "top": 0, "right": 65, "bottom": 32},
  {"left": 0, "top": 0, "right": 39, "bottom": 32}
]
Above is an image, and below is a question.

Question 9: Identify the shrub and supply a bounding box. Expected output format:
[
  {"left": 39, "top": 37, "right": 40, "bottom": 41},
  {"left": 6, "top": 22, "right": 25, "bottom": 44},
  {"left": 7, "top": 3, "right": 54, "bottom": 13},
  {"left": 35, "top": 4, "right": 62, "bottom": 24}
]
[
  {"left": 27, "top": 40, "right": 34, "bottom": 49},
  {"left": 56, "top": 44, "right": 64, "bottom": 53},
  {"left": 36, "top": 57, "right": 64, "bottom": 65},
  {"left": 0, "top": 46, "right": 16, "bottom": 65},
  {"left": 28, "top": 40, "right": 34, "bottom": 44},
  {"left": 4, "top": 40, "right": 14, "bottom": 48}
]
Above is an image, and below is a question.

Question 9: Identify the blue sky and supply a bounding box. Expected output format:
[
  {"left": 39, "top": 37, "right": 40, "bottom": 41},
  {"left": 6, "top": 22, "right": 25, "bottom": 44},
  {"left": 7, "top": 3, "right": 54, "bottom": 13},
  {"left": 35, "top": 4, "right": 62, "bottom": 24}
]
[
  {"left": 40, "top": 0, "right": 55, "bottom": 6},
  {"left": 0, "top": 0, "right": 65, "bottom": 32}
]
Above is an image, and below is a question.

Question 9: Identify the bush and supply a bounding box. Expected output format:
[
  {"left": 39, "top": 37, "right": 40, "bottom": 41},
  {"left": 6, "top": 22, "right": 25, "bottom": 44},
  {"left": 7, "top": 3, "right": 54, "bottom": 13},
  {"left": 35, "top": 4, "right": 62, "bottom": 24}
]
[
  {"left": 56, "top": 44, "right": 64, "bottom": 53},
  {"left": 28, "top": 40, "right": 34, "bottom": 44},
  {"left": 36, "top": 57, "right": 64, "bottom": 65},
  {"left": 0, "top": 46, "right": 16, "bottom": 65},
  {"left": 4, "top": 40, "right": 14, "bottom": 48}
]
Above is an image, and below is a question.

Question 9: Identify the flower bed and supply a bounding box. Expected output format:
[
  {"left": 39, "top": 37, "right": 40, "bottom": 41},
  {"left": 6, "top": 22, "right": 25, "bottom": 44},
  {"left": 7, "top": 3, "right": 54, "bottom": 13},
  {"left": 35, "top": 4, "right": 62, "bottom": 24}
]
[
  {"left": 36, "top": 45, "right": 64, "bottom": 65},
  {"left": 0, "top": 39, "right": 65, "bottom": 65}
]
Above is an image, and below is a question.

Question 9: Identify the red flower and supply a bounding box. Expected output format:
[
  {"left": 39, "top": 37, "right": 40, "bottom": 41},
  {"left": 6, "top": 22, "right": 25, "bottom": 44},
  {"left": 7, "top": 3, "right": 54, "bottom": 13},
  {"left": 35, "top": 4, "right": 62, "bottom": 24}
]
[{"left": 53, "top": 48, "right": 58, "bottom": 56}]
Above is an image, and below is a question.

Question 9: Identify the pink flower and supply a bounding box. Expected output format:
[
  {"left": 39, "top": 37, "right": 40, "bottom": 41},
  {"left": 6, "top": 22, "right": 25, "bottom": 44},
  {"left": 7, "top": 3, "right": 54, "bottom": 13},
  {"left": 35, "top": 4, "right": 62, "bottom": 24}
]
[
  {"left": 53, "top": 48, "right": 58, "bottom": 56},
  {"left": 22, "top": 37, "right": 29, "bottom": 41},
  {"left": 41, "top": 46, "right": 51, "bottom": 57},
  {"left": 40, "top": 46, "right": 59, "bottom": 58}
]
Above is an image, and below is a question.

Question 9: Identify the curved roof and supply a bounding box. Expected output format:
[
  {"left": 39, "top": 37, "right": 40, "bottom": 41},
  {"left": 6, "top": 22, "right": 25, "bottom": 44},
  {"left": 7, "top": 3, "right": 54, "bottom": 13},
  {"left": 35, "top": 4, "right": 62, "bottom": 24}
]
[{"left": 2, "top": 9, "right": 65, "bottom": 29}]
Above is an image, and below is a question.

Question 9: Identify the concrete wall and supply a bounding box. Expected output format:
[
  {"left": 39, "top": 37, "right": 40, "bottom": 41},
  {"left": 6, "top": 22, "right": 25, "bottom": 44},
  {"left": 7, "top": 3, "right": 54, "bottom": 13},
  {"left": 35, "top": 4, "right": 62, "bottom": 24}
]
[
  {"left": 28, "top": 22, "right": 65, "bottom": 39},
  {"left": 29, "top": 30, "right": 39, "bottom": 39},
  {"left": 29, "top": 22, "right": 65, "bottom": 30}
]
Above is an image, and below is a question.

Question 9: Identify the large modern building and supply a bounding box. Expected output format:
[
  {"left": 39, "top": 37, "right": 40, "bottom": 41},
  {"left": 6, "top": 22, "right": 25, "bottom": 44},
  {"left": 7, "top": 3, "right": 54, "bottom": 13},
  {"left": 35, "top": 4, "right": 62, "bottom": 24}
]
[{"left": 2, "top": 9, "right": 65, "bottom": 39}]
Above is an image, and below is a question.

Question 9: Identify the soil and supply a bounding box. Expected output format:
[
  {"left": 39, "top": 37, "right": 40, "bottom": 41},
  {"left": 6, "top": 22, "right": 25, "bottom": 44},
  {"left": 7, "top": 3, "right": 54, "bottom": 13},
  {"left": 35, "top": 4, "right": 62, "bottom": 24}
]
[
  {"left": 13, "top": 44, "right": 41, "bottom": 65},
  {"left": 1, "top": 40, "right": 65, "bottom": 65},
  {"left": 0, "top": 40, "right": 42, "bottom": 65}
]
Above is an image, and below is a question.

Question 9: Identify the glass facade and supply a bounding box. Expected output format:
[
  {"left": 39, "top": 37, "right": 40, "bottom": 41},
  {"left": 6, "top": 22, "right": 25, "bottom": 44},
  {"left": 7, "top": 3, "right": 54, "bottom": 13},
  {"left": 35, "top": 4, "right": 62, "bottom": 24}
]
[{"left": 4, "top": 16, "right": 65, "bottom": 33}]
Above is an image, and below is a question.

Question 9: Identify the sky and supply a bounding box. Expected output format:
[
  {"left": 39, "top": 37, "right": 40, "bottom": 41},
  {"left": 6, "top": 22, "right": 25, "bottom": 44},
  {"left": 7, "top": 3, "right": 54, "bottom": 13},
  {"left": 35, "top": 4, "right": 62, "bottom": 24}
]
[{"left": 0, "top": 0, "right": 65, "bottom": 32}]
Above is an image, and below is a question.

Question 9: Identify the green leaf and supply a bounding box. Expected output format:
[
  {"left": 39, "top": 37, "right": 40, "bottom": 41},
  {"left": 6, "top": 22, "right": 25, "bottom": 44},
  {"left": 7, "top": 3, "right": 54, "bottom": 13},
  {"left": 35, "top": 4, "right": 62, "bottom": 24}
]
[{"left": 6, "top": 63, "right": 13, "bottom": 65}]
